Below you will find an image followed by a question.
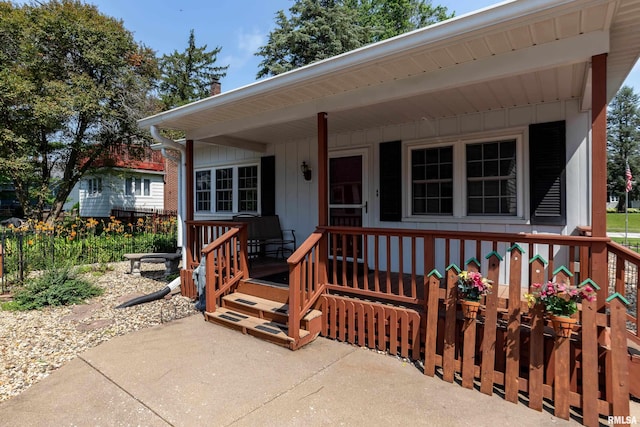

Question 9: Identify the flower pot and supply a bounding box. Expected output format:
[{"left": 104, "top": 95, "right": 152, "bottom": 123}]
[
  {"left": 549, "top": 314, "right": 577, "bottom": 338},
  {"left": 460, "top": 299, "right": 481, "bottom": 320}
]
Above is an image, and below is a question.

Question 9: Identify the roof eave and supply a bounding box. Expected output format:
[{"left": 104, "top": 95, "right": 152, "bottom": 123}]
[{"left": 137, "top": 0, "right": 583, "bottom": 131}]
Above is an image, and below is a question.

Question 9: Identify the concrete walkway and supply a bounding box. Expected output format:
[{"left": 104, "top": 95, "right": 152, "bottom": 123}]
[
  {"left": 607, "top": 232, "right": 640, "bottom": 239},
  {"left": 0, "top": 314, "right": 625, "bottom": 426}
]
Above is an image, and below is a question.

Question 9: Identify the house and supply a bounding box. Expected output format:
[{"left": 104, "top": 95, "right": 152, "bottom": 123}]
[
  {"left": 64, "top": 143, "right": 177, "bottom": 218},
  {"left": 139, "top": 0, "right": 640, "bottom": 424}
]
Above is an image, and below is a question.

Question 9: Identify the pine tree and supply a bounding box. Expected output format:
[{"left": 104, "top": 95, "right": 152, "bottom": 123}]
[
  {"left": 256, "top": 0, "right": 453, "bottom": 78},
  {"left": 158, "top": 29, "right": 229, "bottom": 109},
  {"left": 607, "top": 85, "right": 640, "bottom": 210}
]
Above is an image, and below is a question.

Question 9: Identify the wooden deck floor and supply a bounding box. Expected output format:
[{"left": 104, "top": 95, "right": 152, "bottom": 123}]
[{"left": 248, "top": 257, "right": 289, "bottom": 282}]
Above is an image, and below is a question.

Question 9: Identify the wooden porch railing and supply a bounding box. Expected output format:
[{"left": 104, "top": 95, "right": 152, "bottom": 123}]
[
  {"left": 607, "top": 241, "right": 640, "bottom": 344},
  {"left": 201, "top": 225, "right": 249, "bottom": 313},
  {"left": 287, "top": 230, "right": 328, "bottom": 343},
  {"left": 304, "top": 225, "right": 634, "bottom": 425},
  {"left": 185, "top": 221, "right": 636, "bottom": 424},
  {"left": 185, "top": 221, "right": 239, "bottom": 269},
  {"left": 180, "top": 221, "right": 240, "bottom": 299}
]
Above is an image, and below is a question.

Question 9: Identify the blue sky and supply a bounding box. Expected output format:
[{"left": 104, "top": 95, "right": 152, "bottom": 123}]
[{"left": 87, "top": 0, "right": 639, "bottom": 92}]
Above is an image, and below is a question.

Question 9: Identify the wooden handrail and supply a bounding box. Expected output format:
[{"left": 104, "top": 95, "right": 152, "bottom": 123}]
[
  {"left": 197, "top": 224, "right": 249, "bottom": 313},
  {"left": 316, "top": 225, "right": 610, "bottom": 245},
  {"left": 287, "top": 230, "right": 324, "bottom": 265},
  {"left": 287, "top": 230, "right": 328, "bottom": 342},
  {"left": 202, "top": 227, "right": 240, "bottom": 256}
]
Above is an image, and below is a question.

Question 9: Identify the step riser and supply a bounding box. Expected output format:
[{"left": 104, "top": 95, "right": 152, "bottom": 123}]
[
  {"left": 221, "top": 295, "right": 320, "bottom": 333},
  {"left": 237, "top": 280, "right": 289, "bottom": 303},
  {"left": 222, "top": 300, "right": 289, "bottom": 324},
  {"left": 205, "top": 312, "right": 294, "bottom": 348},
  {"left": 205, "top": 279, "right": 322, "bottom": 350}
]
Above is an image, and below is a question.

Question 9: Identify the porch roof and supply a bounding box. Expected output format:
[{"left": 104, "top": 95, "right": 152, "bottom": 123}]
[{"left": 138, "top": 0, "right": 640, "bottom": 148}]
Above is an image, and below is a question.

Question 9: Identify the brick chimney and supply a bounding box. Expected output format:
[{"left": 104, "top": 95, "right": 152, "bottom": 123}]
[{"left": 210, "top": 78, "right": 221, "bottom": 96}]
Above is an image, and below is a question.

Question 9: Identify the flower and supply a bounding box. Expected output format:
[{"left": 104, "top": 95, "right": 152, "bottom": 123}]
[
  {"left": 525, "top": 280, "right": 596, "bottom": 317},
  {"left": 457, "top": 270, "right": 492, "bottom": 302}
]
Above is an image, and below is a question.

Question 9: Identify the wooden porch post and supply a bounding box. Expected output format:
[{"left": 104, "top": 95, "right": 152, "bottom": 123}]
[
  {"left": 318, "top": 112, "right": 328, "bottom": 227},
  {"left": 185, "top": 139, "right": 194, "bottom": 264},
  {"left": 591, "top": 54, "right": 608, "bottom": 310},
  {"left": 592, "top": 54, "right": 607, "bottom": 237}
]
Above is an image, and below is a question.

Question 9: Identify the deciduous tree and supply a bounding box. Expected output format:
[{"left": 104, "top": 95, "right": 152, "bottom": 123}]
[{"left": 0, "top": 0, "right": 157, "bottom": 222}]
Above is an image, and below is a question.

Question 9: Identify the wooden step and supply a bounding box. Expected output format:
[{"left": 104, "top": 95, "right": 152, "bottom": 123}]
[
  {"left": 223, "top": 292, "right": 289, "bottom": 321},
  {"left": 205, "top": 307, "right": 309, "bottom": 348},
  {"left": 236, "top": 278, "right": 289, "bottom": 303},
  {"left": 222, "top": 292, "right": 322, "bottom": 324}
]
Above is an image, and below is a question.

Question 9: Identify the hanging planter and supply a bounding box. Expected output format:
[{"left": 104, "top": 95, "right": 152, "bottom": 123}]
[
  {"left": 460, "top": 299, "right": 481, "bottom": 320},
  {"left": 548, "top": 314, "right": 578, "bottom": 338},
  {"left": 524, "top": 279, "right": 597, "bottom": 339},
  {"left": 457, "top": 270, "right": 492, "bottom": 320}
]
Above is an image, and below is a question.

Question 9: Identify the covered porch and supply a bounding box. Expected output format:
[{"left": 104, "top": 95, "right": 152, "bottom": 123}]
[{"left": 138, "top": 1, "right": 640, "bottom": 424}]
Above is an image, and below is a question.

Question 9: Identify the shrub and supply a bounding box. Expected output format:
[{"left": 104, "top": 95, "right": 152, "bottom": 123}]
[{"left": 9, "top": 267, "right": 104, "bottom": 311}]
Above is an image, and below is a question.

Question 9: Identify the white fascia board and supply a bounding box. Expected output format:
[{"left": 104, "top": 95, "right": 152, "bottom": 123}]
[
  {"left": 188, "top": 30, "right": 609, "bottom": 141},
  {"left": 197, "top": 136, "right": 267, "bottom": 153},
  {"left": 138, "top": 0, "right": 590, "bottom": 131},
  {"left": 108, "top": 167, "right": 165, "bottom": 176}
]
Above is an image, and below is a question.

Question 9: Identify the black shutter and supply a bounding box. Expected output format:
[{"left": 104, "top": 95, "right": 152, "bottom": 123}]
[
  {"left": 529, "top": 121, "right": 566, "bottom": 225},
  {"left": 261, "top": 155, "right": 275, "bottom": 216},
  {"left": 380, "top": 141, "right": 402, "bottom": 222}
]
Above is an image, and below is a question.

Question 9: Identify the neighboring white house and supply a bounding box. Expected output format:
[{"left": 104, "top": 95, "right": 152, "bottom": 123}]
[{"left": 64, "top": 145, "right": 168, "bottom": 218}]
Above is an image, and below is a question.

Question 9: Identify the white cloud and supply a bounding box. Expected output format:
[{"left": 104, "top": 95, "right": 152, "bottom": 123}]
[
  {"left": 219, "top": 28, "right": 268, "bottom": 89},
  {"left": 223, "top": 28, "right": 265, "bottom": 76},
  {"left": 237, "top": 28, "right": 265, "bottom": 55}
]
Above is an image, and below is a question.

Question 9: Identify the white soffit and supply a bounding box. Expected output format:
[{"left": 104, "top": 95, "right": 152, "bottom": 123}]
[{"left": 138, "top": 0, "right": 640, "bottom": 145}]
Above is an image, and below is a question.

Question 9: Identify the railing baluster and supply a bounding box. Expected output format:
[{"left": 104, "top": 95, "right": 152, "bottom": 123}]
[
  {"left": 386, "top": 235, "right": 391, "bottom": 295},
  {"left": 352, "top": 234, "right": 358, "bottom": 289},
  {"left": 363, "top": 234, "right": 369, "bottom": 292},
  {"left": 410, "top": 236, "right": 416, "bottom": 300},
  {"left": 374, "top": 234, "right": 380, "bottom": 292},
  {"left": 398, "top": 235, "right": 404, "bottom": 297}
]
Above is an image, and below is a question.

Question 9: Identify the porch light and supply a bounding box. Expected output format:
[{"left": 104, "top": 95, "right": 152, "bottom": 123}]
[{"left": 301, "top": 161, "right": 312, "bottom": 181}]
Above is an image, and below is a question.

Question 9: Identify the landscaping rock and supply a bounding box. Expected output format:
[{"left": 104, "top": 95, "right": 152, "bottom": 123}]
[{"left": 0, "top": 262, "right": 197, "bottom": 402}]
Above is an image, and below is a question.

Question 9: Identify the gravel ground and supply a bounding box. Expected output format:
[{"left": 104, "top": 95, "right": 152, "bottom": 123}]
[
  {"left": 1, "top": 257, "right": 637, "bottom": 404},
  {"left": 0, "top": 261, "right": 198, "bottom": 402}
]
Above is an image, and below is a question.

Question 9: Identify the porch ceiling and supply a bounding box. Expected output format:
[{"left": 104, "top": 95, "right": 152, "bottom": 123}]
[{"left": 140, "top": 0, "right": 640, "bottom": 147}]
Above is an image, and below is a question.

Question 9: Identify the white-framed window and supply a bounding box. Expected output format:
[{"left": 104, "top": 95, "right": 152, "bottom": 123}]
[
  {"left": 407, "top": 133, "right": 522, "bottom": 219},
  {"left": 195, "top": 164, "right": 259, "bottom": 214},
  {"left": 86, "top": 177, "right": 102, "bottom": 195},
  {"left": 195, "top": 170, "right": 211, "bottom": 211},
  {"left": 411, "top": 146, "right": 453, "bottom": 215},
  {"left": 466, "top": 140, "right": 516, "bottom": 215},
  {"left": 215, "top": 168, "right": 233, "bottom": 212},
  {"left": 238, "top": 165, "right": 258, "bottom": 212},
  {"left": 125, "top": 177, "right": 151, "bottom": 196}
]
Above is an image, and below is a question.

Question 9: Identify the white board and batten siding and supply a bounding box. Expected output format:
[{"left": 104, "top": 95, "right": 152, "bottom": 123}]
[{"left": 194, "top": 99, "right": 590, "bottom": 247}]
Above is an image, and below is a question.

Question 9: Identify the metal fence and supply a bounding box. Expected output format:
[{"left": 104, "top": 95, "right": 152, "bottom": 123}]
[{"left": 0, "top": 216, "right": 177, "bottom": 292}]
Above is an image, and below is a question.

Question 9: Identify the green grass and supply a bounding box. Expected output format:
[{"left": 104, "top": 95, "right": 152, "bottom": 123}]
[
  {"left": 610, "top": 237, "right": 640, "bottom": 246},
  {"left": 606, "top": 213, "right": 640, "bottom": 233}
]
